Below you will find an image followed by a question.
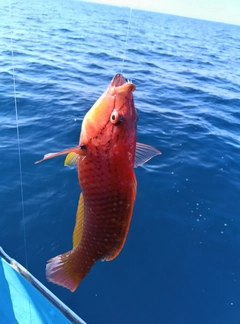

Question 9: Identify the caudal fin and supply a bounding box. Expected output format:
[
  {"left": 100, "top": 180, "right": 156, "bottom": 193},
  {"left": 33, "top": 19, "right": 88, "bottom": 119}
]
[
  {"left": 46, "top": 252, "right": 80, "bottom": 292},
  {"left": 46, "top": 249, "right": 95, "bottom": 292}
]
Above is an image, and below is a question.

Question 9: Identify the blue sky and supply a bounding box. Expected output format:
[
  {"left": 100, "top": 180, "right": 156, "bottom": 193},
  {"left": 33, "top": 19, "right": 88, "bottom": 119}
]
[{"left": 83, "top": 0, "right": 240, "bottom": 25}]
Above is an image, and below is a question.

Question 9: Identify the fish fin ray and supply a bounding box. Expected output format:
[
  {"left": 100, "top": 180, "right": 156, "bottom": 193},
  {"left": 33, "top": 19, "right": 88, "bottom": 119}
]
[
  {"left": 64, "top": 152, "right": 79, "bottom": 167},
  {"left": 73, "top": 193, "right": 84, "bottom": 248},
  {"left": 134, "top": 142, "right": 161, "bottom": 168},
  {"left": 46, "top": 251, "right": 81, "bottom": 292},
  {"left": 35, "top": 146, "right": 81, "bottom": 164}
]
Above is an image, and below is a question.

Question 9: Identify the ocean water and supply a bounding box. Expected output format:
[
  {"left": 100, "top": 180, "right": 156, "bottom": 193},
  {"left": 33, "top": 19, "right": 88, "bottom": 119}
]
[{"left": 1, "top": 0, "right": 240, "bottom": 323}]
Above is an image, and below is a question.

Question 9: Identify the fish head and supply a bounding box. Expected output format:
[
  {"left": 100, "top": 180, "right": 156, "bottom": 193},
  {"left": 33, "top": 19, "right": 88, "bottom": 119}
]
[{"left": 80, "top": 74, "right": 138, "bottom": 164}]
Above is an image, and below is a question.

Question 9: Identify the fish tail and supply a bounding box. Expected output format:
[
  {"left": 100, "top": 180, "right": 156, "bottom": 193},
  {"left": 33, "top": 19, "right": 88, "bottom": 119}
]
[{"left": 46, "top": 249, "right": 91, "bottom": 292}]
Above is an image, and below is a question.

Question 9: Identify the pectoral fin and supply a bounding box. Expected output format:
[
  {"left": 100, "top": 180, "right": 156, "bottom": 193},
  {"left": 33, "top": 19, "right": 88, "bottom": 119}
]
[
  {"left": 134, "top": 142, "right": 161, "bottom": 168},
  {"left": 73, "top": 193, "right": 85, "bottom": 248},
  {"left": 64, "top": 152, "right": 79, "bottom": 166},
  {"left": 35, "top": 146, "right": 84, "bottom": 164}
]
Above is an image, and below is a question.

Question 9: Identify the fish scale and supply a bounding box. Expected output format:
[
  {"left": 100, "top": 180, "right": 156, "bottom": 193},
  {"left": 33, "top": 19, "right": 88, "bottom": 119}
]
[{"left": 79, "top": 159, "right": 136, "bottom": 252}]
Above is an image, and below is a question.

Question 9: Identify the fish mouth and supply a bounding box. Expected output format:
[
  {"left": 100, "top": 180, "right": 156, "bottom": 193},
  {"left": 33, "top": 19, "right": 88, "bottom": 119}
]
[
  {"left": 111, "top": 74, "right": 126, "bottom": 87},
  {"left": 110, "top": 74, "right": 136, "bottom": 94}
]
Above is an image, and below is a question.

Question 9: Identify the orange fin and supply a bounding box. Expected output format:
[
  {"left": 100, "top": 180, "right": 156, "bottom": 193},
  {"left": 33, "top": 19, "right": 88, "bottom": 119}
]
[
  {"left": 134, "top": 142, "right": 161, "bottom": 168},
  {"left": 35, "top": 146, "right": 82, "bottom": 164},
  {"left": 46, "top": 251, "right": 81, "bottom": 292},
  {"left": 73, "top": 193, "right": 84, "bottom": 248}
]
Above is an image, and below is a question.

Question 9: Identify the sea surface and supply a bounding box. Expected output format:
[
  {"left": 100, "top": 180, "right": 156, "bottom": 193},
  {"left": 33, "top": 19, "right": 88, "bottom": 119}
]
[{"left": 1, "top": 0, "right": 240, "bottom": 323}]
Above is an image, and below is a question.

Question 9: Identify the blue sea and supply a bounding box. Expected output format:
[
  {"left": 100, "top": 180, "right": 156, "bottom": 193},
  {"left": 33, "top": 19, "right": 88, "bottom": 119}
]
[{"left": 1, "top": 0, "right": 240, "bottom": 323}]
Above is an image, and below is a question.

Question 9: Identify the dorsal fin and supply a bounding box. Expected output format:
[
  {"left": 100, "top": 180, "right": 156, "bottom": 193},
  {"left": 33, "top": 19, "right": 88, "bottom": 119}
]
[{"left": 73, "top": 193, "right": 85, "bottom": 248}]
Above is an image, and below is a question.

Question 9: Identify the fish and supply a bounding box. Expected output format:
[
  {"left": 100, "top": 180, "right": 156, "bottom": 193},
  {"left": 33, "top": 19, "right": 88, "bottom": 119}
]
[{"left": 36, "top": 74, "right": 161, "bottom": 292}]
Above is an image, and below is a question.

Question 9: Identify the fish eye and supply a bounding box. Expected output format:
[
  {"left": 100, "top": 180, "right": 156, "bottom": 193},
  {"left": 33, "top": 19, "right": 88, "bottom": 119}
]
[{"left": 110, "top": 109, "right": 123, "bottom": 125}]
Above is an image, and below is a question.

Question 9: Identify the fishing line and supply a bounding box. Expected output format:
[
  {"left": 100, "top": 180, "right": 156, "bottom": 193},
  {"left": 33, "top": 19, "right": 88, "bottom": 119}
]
[
  {"left": 120, "top": 7, "right": 132, "bottom": 74},
  {"left": 8, "top": 1, "right": 29, "bottom": 272},
  {"left": 9, "top": 1, "right": 32, "bottom": 320}
]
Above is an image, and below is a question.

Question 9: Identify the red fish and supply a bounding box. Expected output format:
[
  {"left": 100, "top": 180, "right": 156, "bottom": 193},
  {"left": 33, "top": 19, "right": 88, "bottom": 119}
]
[{"left": 36, "top": 74, "right": 161, "bottom": 291}]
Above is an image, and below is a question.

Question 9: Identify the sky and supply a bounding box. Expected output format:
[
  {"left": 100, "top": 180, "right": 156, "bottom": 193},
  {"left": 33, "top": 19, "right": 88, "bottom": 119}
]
[{"left": 83, "top": 0, "right": 240, "bottom": 25}]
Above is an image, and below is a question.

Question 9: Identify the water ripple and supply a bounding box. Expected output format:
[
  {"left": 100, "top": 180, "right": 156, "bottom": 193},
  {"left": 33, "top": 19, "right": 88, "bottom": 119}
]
[{"left": 1, "top": 1, "right": 240, "bottom": 324}]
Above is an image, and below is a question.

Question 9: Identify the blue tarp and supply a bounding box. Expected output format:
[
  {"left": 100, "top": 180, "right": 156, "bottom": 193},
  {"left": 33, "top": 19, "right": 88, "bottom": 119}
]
[{"left": 0, "top": 254, "right": 85, "bottom": 324}]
